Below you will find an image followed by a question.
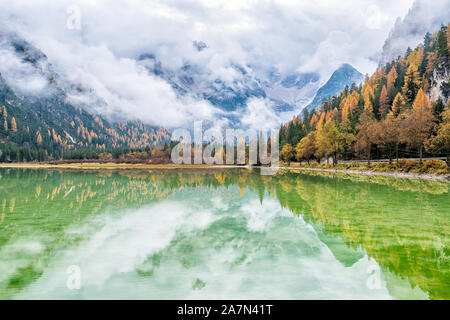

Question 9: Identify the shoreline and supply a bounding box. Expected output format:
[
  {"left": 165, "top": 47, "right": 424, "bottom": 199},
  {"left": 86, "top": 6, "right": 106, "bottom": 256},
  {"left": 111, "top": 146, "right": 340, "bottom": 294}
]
[
  {"left": 0, "top": 162, "right": 449, "bottom": 182},
  {"left": 279, "top": 166, "right": 450, "bottom": 182},
  {"left": 0, "top": 163, "right": 246, "bottom": 171}
]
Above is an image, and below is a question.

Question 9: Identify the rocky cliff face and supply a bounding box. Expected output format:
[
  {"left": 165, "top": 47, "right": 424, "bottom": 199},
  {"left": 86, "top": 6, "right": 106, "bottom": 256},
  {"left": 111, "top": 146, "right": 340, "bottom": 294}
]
[
  {"left": 429, "top": 65, "right": 449, "bottom": 104},
  {"left": 427, "top": 33, "right": 450, "bottom": 105}
]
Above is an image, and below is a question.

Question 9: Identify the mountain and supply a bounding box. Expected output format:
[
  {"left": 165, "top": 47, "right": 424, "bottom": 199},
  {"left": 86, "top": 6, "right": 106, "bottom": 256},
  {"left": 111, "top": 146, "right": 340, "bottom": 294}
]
[
  {"left": 262, "top": 71, "right": 321, "bottom": 112},
  {"left": 279, "top": 24, "right": 450, "bottom": 163},
  {"left": 304, "top": 64, "right": 364, "bottom": 112},
  {"left": 0, "top": 32, "right": 170, "bottom": 162},
  {"left": 0, "top": 30, "right": 359, "bottom": 162},
  {"left": 138, "top": 47, "right": 321, "bottom": 127},
  {"left": 380, "top": 0, "right": 450, "bottom": 65}
]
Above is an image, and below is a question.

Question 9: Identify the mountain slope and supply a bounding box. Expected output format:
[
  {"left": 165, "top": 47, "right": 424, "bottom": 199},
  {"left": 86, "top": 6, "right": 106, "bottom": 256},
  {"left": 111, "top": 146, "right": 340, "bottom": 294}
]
[
  {"left": 380, "top": 0, "right": 450, "bottom": 65},
  {"left": 279, "top": 24, "right": 450, "bottom": 163},
  {"left": 138, "top": 48, "right": 321, "bottom": 126},
  {"left": 0, "top": 32, "right": 170, "bottom": 162},
  {"left": 304, "top": 64, "right": 364, "bottom": 112}
]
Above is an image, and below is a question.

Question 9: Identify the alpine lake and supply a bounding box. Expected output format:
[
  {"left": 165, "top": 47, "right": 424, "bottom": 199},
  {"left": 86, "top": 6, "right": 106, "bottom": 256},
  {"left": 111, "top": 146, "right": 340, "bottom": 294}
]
[{"left": 0, "top": 167, "right": 448, "bottom": 299}]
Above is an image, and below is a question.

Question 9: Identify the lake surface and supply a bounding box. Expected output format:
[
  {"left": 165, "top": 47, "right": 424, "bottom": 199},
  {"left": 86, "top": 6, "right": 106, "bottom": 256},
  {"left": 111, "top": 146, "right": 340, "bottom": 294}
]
[{"left": 0, "top": 168, "right": 448, "bottom": 299}]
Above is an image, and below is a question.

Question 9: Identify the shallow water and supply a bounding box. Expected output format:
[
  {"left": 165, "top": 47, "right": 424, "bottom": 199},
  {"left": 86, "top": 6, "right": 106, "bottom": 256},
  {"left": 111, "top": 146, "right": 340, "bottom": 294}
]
[{"left": 0, "top": 168, "right": 448, "bottom": 299}]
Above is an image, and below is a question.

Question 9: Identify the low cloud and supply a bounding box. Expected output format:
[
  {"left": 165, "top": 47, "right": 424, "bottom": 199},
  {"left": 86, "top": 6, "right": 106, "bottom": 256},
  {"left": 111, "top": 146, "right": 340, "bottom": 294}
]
[
  {"left": 381, "top": 0, "right": 450, "bottom": 64},
  {"left": 240, "top": 98, "right": 297, "bottom": 132},
  {"left": 0, "top": 41, "right": 51, "bottom": 96},
  {"left": 41, "top": 39, "right": 222, "bottom": 127},
  {"left": 0, "top": 0, "right": 417, "bottom": 128}
]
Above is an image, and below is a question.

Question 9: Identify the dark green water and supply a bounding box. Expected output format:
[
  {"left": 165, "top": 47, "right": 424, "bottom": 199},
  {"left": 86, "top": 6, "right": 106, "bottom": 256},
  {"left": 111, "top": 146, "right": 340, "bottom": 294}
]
[{"left": 0, "top": 168, "right": 448, "bottom": 299}]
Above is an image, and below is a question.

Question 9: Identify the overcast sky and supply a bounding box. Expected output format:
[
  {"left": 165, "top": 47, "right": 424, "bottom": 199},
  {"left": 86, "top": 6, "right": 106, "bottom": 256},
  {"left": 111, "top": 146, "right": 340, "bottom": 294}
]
[{"left": 0, "top": 0, "right": 417, "bottom": 128}]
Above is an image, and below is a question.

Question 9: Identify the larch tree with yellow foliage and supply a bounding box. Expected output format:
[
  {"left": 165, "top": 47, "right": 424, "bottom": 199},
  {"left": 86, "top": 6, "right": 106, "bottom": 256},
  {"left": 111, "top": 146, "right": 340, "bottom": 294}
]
[
  {"left": 295, "top": 131, "right": 317, "bottom": 164},
  {"left": 280, "top": 144, "right": 294, "bottom": 164},
  {"left": 314, "top": 125, "right": 328, "bottom": 162},
  {"left": 279, "top": 26, "right": 449, "bottom": 168},
  {"left": 320, "top": 121, "right": 355, "bottom": 165},
  {"left": 387, "top": 66, "right": 397, "bottom": 92},
  {"left": 373, "top": 113, "right": 401, "bottom": 164},
  {"left": 379, "top": 85, "right": 389, "bottom": 118},
  {"left": 355, "top": 111, "right": 376, "bottom": 164},
  {"left": 36, "top": 131, "right": 43, "bottom": 145},
  {"left": 400, "top": 89, "right": 435, "bottom": 163},
  {"left": 428, "top": 108, "right": 450, "bottom": 165},
  {"left": 11, "top": 117, "right": 17, "bottom": 132}
]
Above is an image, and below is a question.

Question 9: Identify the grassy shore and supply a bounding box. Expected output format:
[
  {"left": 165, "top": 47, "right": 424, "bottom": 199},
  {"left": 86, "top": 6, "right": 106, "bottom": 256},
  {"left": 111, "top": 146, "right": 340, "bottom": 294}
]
[
  {"left": 281, "top": 159, "right": 450, "bottom": 181},
  {"left": 0, "top": 159, "right": 449, "bottom": 181},
  {"left": 284, "top": 159, "right": 450, "bottom": 174},
  {"left": 0, "top": 162, "right": 235, "bottom": 170}
]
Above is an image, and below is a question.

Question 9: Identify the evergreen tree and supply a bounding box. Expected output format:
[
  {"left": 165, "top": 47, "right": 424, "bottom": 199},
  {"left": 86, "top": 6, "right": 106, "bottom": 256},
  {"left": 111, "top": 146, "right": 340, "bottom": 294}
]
[
  {"left": 402, "top": 65, "right": 421, "bottom": 104},
  {"left": 423, "top": 32, "right": 432, "bottom": 50},
  {"left": 436, "top": 25, "right": 449, "bottom": 63}
]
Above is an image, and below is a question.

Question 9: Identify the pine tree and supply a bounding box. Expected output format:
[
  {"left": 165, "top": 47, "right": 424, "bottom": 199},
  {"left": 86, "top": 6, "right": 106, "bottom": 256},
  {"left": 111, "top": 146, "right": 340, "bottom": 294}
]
[
  {"left": 436, "top": 24, "right": 449, "bottom": 62},
  {"left": 402, "top": 65, "right": 421, "bottom": 103},
  {"left": 392, "top": 93, "right": 406, "bottom": 116},
  {"left": 424, "top": 32, "right": 433, "bottom": 50},
  {"left": 433, "top": 98, "right": 445, "bottom": 117},
  {"left": 447, "top": 23, "right": 450, "bottom": 51},
  {"left": 405, "top": 47, "right": 412, "bottom": 59}
]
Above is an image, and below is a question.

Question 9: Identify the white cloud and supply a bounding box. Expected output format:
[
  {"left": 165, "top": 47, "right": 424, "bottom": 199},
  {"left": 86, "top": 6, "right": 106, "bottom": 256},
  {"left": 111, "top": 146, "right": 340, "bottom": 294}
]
[
  {"left": 240, "top": 98, "right": 296, "bottom": 132},
  {"left": 381, "top": 0, "right": 450, "bottom": 64},
  {"left": 40, "top": 39, "right": 222, "bottom": 127},
  {"left": 0, "top": 0, "right": 416, "bottom": 128},
  {"left": 0, "top": 42, "right": 51, "bottom": 96}
]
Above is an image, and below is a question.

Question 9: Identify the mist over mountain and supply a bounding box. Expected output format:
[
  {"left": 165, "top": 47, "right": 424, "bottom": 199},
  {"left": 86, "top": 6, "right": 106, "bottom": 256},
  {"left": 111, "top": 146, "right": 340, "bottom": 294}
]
[
  {"left": 138, "top": 48, "right": 322, "bottom": 129},
  {"left": 0, "top": 31, "right": 170, "bottom": 161},
  {"left": 0, "top": 0, "right": 448, "bottom": 166},
  {"left": 0, "top": 0, "right": 415, "bottom": 131},
  {"left": 381, "top": 0, "right": 450, "bottom": 65},
  {"left": 304, "top": 64, "right": 364, "bottom": 112}
]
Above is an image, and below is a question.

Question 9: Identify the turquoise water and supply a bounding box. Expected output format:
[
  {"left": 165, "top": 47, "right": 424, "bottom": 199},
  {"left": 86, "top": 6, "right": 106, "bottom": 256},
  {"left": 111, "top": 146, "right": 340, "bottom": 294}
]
[{"left": 0, "top": 168, "right": 448, "bottom": 299}]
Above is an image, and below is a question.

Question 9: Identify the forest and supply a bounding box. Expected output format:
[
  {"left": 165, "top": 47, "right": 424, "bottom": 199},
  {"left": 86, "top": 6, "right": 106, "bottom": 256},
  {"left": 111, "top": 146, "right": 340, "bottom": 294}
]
[
  {"left": 279, "top": 24, "right": 450, "bottom": 166},
  {"left": 1, "top": 25, "right": 449, "bottom": 168}
]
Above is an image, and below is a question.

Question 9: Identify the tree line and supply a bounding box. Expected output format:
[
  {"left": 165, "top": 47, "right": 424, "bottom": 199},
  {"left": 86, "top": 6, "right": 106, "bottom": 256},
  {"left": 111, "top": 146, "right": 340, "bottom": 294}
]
[{"left": 279, "top": 24, "right": 450, "bottom": 165}]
